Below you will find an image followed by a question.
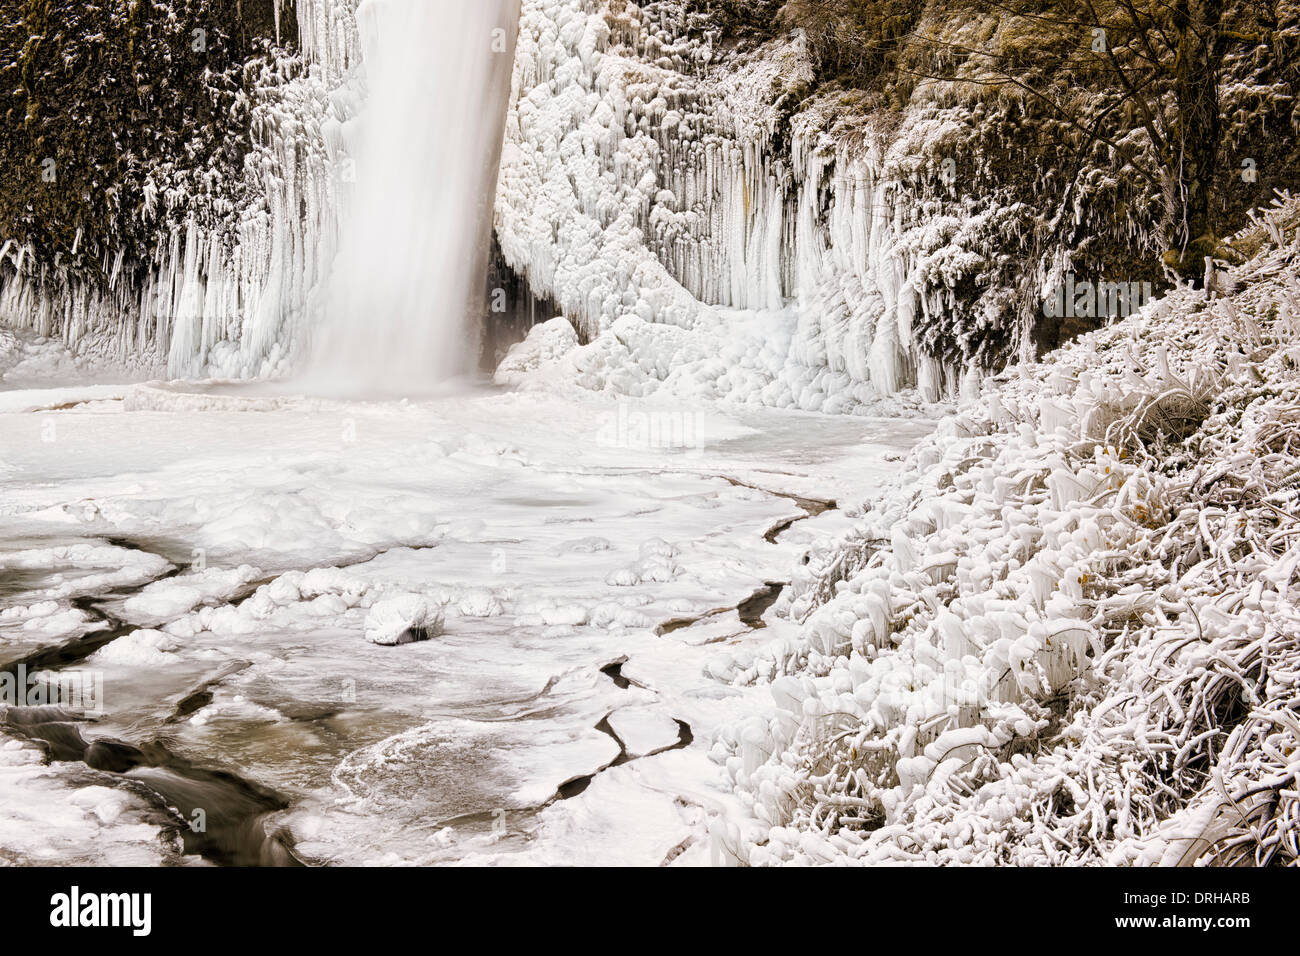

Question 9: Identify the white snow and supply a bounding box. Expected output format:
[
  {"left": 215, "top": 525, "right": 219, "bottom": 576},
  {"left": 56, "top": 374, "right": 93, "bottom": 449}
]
[
  {"left": 0, "top": 377, "right": 929, "bottom": 865},
  {"left": 0, "top": 542, "right": 173, "bottom": 601},
  {"left": 0, "top": 732, "right": 177, "bottom": 866},
  {"left": 121, "top": 566, "right": 265, "bottom": 626},
  {"left": 89, "top": 629, "right": 183, "bottom": 667},
  {"left": 607, "top": 705, "right": 681, "bottom": 758}
]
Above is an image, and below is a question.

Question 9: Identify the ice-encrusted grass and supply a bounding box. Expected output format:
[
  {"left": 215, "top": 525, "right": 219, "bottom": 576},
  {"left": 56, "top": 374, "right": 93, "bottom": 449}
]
[{"left": 712, "top": 199, "right": 1300, "bottom": 866}]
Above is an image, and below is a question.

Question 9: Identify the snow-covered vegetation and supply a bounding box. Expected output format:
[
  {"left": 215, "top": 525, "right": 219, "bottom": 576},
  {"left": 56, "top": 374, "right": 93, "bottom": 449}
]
[{"left": 711, "top": 197, "right": 1300, "bottom": 865}]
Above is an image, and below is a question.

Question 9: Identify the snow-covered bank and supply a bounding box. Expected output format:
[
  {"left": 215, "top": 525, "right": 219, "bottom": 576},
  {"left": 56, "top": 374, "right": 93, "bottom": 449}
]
[
  {"left": 712, "top": 199, "right": 1300, "bottom": 866},
  {"left": 494, "top": 312, "right": 947, "bottom": 419}
]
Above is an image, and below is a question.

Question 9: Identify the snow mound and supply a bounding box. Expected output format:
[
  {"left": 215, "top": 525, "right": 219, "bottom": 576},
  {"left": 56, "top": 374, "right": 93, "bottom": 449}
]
[
  {"left": 364, "top": 595, "right": 445, "bottom": 646},
  {"left": 494, "top": 317, "right": 580, "bottom": 387},
  {"left": 121, "top": 565, "right": 264, "bottom": 625},
  {"left": 90, "top": 629, "right": 183, "bottom": 667},
  {"left": 0, "top": 543, "right": 173, "bottom": 600}
]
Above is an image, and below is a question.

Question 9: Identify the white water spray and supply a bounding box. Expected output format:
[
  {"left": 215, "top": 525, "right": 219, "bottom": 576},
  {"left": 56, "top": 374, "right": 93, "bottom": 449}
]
[{"left": 304, "top": 0, "right": 520, "bottom": 395}]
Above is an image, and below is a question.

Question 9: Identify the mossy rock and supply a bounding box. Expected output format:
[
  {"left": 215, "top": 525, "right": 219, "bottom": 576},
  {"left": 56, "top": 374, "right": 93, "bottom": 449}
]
[
  {"left": 1161, "top": 233, "right": 1242, "bottom": 279},
  {"left": 0, "top": 1, "right": 293, "bottom": 288}
]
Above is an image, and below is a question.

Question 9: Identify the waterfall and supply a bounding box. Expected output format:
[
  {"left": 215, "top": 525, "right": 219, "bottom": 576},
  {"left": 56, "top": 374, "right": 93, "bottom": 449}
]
[{"left": 301, "top": 0, "right": 520, "bottom": 395}]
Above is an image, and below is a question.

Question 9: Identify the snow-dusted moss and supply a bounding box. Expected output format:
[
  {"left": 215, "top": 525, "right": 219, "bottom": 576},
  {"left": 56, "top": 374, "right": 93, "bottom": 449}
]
[{"left": 0, "top": 0, "right": 350, "bottom": 378}]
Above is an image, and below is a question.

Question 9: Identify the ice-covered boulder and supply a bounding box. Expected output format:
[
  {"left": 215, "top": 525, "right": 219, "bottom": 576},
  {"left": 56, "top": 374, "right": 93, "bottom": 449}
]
[
  {"left": 493, "top": 317, "right": 579, "bottom": 387},
  {"left": 364, "top": 595, "right": 444, "bottom": 646}
]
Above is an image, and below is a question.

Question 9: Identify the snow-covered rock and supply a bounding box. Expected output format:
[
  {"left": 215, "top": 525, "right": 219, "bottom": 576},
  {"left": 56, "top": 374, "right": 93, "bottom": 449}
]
[
  {"left": 494, "top": 316, "right": 580, "bottom": 387},
  {"left": 364, "top": 595, "right": 445, "bottom": 646}
]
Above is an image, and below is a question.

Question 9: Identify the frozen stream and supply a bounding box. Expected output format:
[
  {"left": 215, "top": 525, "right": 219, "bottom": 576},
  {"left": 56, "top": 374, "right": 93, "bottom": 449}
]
[{"left": 0, "top": 382, "right": 932, "bottom": 865}]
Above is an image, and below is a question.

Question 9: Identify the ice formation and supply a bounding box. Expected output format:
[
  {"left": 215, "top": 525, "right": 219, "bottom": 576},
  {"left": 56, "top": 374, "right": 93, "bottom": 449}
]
[
  {"left": 492, "top": 0, "right": 966, "bottom": 406},
  {"left": 364, "top": 594, "right": 445, "bottom": 646},
  {"left": 0, "top": 1, "right": 356, "bottom": 379},
  {"left": 0, "top": 0, "right": 520, "bottom": 387},
  {"left": 1, "top": 0, "right": 978, "bottom": 407}
]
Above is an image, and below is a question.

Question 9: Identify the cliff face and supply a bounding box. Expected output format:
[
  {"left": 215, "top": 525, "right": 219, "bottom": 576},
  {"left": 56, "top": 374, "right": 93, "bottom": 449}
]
[
  {"left": 497, "top": 0, "right": 943, "bottom": 406},
  {"left": 0, "top": 0, "right": 345, "bottom": 376},
  {"left": 0, "top": 0, "right": 302, "bottom": 370},
  {"left": 0, "top": 1, "right": 1296, "bottom": 400},
  {"left": 0, "top": 1, "right": 296, "bottom": 265},
  {"left": 494, "top": 0, "right": 1299, "bottom": 404}
]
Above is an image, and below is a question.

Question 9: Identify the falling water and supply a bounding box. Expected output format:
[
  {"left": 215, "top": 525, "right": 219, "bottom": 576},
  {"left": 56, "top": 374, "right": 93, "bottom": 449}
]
[{"left": 303, "top": 0, "right": 520, "bottom": 395}]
